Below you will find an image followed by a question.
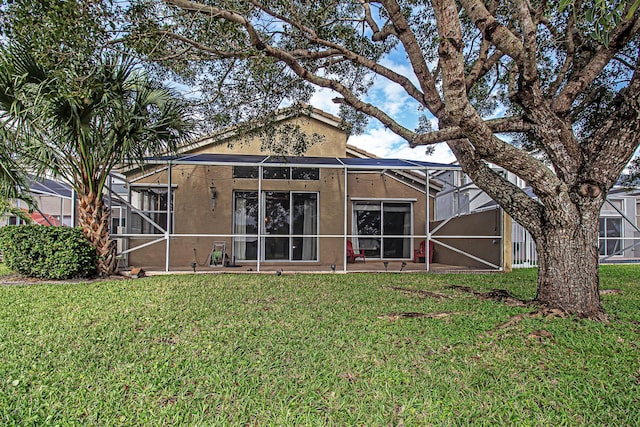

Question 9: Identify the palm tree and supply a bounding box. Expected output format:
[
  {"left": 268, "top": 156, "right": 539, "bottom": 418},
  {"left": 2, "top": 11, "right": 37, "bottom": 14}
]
[
  {"left": 0, "top": 44, "right": 193, "bottom": 275},
  {"left": 0, "top": 49, "right": 34, "bottom": 208}
]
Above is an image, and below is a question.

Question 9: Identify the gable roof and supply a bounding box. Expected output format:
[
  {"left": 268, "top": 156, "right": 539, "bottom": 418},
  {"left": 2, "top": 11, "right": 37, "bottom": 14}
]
[
  {"left": 29, "top": 176, "right": 72, "bottom": 199},
  {"left": 176, "top": 105, "right": 347, "bottom": 155},
  {"left": 122, "top": 106, "right": 460, "bottom": 179}
]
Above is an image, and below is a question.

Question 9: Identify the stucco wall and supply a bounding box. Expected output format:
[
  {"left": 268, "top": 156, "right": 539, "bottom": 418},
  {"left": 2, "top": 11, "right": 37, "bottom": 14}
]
[
  {"left": 188, "top": 115, "right": 348, "bottom": 157},
  {"left": 430, "top": 208, "right": 504, "bottom": 269},
  {"left": 123, "top": 165, "right": 435, "bottom": 268}
]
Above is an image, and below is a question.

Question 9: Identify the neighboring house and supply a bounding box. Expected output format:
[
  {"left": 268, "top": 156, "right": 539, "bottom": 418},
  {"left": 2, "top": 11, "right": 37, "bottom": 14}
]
[
  {"left": 1, "top": 177, "right": 74, "bottom": 227},
  {"left": 434, "top": 168, "right": 640, "bottom": 267},
  {"left": 599, "top": 186, "right": 640, "bottom": 261},
  {"left": 1, "top": 176, "right": 128, "bottom": 231},
  {"left": 433, "top": 167, "right": 527, "bottom": 221},
  {"left": 116, "top": 107, "right": 507, "bottom": 272}
]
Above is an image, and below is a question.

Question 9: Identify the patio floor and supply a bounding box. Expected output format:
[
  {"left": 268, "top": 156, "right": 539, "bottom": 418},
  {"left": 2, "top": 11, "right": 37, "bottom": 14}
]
[{"left": 127, "top": 260, "right": 498, "bottom": 276}]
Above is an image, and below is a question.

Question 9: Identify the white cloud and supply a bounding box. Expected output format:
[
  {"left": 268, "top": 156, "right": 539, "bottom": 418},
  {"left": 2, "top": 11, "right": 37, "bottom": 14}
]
[
  {"left": 307, "top": 52, "right": 456, "bottom": 165},
  {"left": 308, "top": 87, "right": 341, "bottom": 115},
  {"left": 379, "top": 53, "right": 421, "bottom": 87},
  {"left": 368, "top": 77, "right": 410, "bottom": 116},
  {"left": 348, "top": 127, "right": 457, "bottom": 165}
]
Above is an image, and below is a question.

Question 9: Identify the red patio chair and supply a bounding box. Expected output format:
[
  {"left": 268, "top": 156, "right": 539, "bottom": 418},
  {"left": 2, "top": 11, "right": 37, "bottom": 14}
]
[
  {"left": 413, "top": 240, "right": 434, "bottom": 263},
  {"left": 347, "top": 240, "right": 366, "bottom": 263}
]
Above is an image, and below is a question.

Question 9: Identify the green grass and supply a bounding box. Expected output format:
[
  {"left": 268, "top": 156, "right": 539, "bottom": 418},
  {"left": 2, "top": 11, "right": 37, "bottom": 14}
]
[
  {"left": 0, "top": 263, "right": 11, "bottom": 276},
  {"left": 1, "top": 266, "right": 638, "bottom": 426}
]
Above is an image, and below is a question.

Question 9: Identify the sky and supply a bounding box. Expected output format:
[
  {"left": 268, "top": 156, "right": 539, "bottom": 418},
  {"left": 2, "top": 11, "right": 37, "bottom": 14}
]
[
  {"left": 307, "top": 51, "right": 458, "bottom": 166},
  {"left": 309, "top": 86, "right": 457, "bottom": 165}
]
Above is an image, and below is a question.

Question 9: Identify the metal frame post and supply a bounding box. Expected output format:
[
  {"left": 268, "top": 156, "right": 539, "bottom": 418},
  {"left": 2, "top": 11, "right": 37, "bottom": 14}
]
[
  {"left": 257, "top": 164, "right": 263, "bottom": 272},
  {"left": 344, "top": 164, "right": 348, "bottom": 272},
  {"left": 165, "top": 162, "right": 172, "bottom": 272}
]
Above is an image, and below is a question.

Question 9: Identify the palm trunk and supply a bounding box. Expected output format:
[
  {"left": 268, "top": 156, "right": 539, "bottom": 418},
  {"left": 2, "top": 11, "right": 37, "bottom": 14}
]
[
  {"left": 534, "top": 209, "right": 605, "bottom": 320},
  {"left": 77, "top": 190, "right": 117, "bottom": 276}
]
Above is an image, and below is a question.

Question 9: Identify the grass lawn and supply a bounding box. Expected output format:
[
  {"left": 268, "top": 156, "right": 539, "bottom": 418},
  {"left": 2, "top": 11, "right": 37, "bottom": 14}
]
[
  {"left": 0, "top": 266, "right": 638, "bottom": 426},
  {"left": 0, "top": 263, "right": 11, "bottom": 276}
]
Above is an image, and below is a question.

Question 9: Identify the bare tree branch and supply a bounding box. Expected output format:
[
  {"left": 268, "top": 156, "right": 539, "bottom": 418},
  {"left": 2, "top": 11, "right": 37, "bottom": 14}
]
[
  {"left": 582, "top": 56, "right": 640, "bottom": 189},
  {"left": 466, "top": 47, "right": 504, "bottom": 91},
  {"left": 513, "top": 0, "right": 538, "bottom": 84},
  {"left": 545, "top": 12, "right": 576, "bottom": 98},
  {"left": 410, "top": 117, "right": 533, "bottom": 146},
  {"left": 433, "top": 0, "right": 563, "bottom": 202},
  {"left": 155, "top": 30, "right": 255, "bottom": 59},
  {"left": 380, "top": 0, "right": 445, "bottom": 117},
  {"left": 459, "top": 0, "right": 526, "bottom": 67},
  {"left": 359, "top": 0, "right": 397, "bottom": 41}
]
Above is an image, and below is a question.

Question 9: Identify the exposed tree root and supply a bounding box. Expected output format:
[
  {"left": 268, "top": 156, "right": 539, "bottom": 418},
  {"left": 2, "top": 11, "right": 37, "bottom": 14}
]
[
  {"left": 445, "top": 285, "right": 532, "bottom": 307},
  {"left": 444, "top": 285, "right": 602, "bottom": 330},
  {"left": 385, "top": 286, "right": 450, "bottom": 299},
  {"left": 533, "top": 299, "right": 610, "bottom": 323},
  {"left": 377, "top": 312, "right": 456, "bottom": 321},
  {"left": 495, "top": 307, "right": 569, "bottom": 330}
]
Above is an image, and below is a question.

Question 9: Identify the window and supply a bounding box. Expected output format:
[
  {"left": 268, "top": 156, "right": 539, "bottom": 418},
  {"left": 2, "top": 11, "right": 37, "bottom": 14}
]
[
  {"left": 233, "top": 166, "right": 319, "bottom": 180},
  {"left": 234, "top": 191, "right": 259, "bottom": 260},
  {"left": 130, "top": 187, "right": 173, "bottom": 234},
  {"left": 602, "top": 199, "right": 623, "bottom": 214},
  {"left": 352, "top": 201, "right": 412, "bottom": 259},
  {"left": 600, "top": 199, "right": 624, "bottom": 256},
  {"left": 291, "top": 193, "right": 318, "bottom": 260},
  {"left": 263, "top": 167, "right": 290, "bottom": 180},
  {"left": 233, "top": 166, "right": 259, "bottom": 179},
  {"left": 292, "top": 167, "right": 319, "bottom": 180},
  {"left": 233, "top": 191, "right": 318, "bottom": 261},
  {"left": 110, "top": 206, "right": 126, "bottom": 234},
  {"left": 599, "top": 217, "right": 622, "bottom": 256}
]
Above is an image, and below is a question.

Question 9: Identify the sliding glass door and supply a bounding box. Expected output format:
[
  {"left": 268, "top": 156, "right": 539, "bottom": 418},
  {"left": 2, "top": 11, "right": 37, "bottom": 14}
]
[
  {"left": 352, "top": 201, "right": 412, "bottom": 259},
  {"left": 234, "top": 191, "right": 318, "bottom": 261},
  {"left": 233, "top": 192, "right": 259, "bottom": 260},
  {"left": 382, "top": 203, "right": 412, "bottom": 258}
]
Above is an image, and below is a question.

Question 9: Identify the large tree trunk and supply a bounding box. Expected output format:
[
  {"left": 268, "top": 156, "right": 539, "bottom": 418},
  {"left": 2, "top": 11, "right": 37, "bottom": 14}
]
[
  {"left": 534, "top": 207, "right": 605, "bottom": 320},
  {"left": 77, "top": 190, "right": 118, "bottom": 276}
]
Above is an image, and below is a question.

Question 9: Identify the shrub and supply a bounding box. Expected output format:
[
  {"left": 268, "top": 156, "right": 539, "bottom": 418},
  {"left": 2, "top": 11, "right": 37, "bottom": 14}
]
[{"left": 0, "top": 225, "right": 97, "bottom": 279}]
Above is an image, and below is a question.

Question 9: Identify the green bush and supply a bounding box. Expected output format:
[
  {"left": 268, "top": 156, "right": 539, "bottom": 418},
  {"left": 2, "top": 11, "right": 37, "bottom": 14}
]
[{"left": 0, "top": 225, "right": 97, "bottom": 279}]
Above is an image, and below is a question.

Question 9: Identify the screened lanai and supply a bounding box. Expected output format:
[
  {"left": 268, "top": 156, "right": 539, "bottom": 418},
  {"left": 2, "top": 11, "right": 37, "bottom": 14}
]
[{"left": 110, "top": 153, "right": 509, "bottom": 273}]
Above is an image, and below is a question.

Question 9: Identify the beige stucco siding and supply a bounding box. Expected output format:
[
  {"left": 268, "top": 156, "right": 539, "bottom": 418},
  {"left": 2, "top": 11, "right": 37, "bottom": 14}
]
[
  {"left": 187, "top": 115, "right": 347, "bottom": 157},
  {"left": 430, "top": 209, "right": 503, "bottom": 269},
  {"left": 125, "top": 164, "right": 348, "bottom": 268}
]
